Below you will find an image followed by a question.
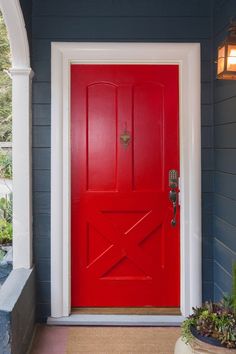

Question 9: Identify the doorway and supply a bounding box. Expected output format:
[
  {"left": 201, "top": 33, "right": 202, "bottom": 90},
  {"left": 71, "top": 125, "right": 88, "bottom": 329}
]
[{"left": 50, "top": 42, "right": 201, "bottom": 321}]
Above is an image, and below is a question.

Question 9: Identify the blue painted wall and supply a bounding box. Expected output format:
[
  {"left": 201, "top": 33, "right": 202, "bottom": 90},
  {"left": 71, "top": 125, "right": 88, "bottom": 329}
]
[
  {"left": 20, "top": 0, "right": 214, "bottom": 321},
  {"left": 213, "top": 0, "right": 236, "bottom": 301},
  {"left": 19, "top": 0, "right": 32, "bottom": 46}
]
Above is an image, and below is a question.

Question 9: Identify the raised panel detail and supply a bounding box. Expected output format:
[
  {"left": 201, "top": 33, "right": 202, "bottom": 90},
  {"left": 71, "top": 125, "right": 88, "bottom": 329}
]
[
  {"left": 87, "top": 83, "right": 117, "bottom": 190},
  {"left": 133, "top": 83, "right": 164, "bottom": 191}
]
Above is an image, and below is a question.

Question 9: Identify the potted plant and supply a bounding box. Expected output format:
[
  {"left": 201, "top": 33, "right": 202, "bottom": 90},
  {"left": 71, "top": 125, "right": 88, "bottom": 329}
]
[{"left": 175, "top": 265, "right": 236, "bottom": 353}]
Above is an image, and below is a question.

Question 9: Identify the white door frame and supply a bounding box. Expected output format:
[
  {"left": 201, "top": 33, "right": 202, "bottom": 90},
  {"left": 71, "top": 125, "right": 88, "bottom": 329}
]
[{"left": 50, "top": 42, "right": 201, "bottom": 320}]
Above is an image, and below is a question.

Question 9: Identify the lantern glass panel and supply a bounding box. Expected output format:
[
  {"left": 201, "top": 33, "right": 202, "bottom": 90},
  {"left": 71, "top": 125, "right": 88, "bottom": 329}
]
[
  {"left": 217, "top": 45, "right": 225, "bottom": 74},
  {"left": 227, "top": 44, "right": 236, "bottom": 71}
]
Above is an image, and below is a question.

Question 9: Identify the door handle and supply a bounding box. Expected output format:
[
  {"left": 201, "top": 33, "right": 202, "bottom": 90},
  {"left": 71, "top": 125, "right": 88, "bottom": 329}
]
[
  {"left": 169, "top": 189, "right": 177, "bottom": 227},
  {"left": 168, "top": 170, "right": 178, "bottom": 227}
]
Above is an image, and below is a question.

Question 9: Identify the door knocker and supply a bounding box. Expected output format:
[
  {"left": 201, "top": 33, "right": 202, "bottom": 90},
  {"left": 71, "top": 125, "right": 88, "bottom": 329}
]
[
  {"left": 120, "top": 122, "right": 131, "bottom": 147},
  {"left": 120, "top": 130, "right": 131, "bottom": 147}
]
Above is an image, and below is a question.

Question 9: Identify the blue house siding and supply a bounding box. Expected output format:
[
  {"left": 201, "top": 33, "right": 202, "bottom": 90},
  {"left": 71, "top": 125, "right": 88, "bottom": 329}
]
[
  {"left": 19, "top": 0, "right": 32, "bottom": 45},
  {"left": 20, "top": 0, "right": 214, "bottom": 321},
  {"left": 213, "top": 0, "right": 236, "bottom": 301}
]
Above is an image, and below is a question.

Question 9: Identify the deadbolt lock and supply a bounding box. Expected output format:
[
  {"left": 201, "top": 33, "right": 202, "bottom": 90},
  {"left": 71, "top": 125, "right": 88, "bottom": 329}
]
[{"left": 169, "top": 169, "right": 178, "bottom": 189}]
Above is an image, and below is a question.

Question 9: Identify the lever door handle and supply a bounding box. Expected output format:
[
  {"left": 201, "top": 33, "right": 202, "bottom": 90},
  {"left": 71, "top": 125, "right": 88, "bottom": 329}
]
[
  {"left": 168, "top": 169, "right": 179, "bottom": 227},
  {"left": 169, "top": 189, "right": 177, "bottom": 227}
]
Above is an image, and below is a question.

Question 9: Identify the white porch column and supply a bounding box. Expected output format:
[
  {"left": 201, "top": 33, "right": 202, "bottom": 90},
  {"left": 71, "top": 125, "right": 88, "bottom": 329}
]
[
  {"left": 0, "top": 0, "right": 32, "bottom": 270},
  {"left": 10, "top": 68, "right": 33, "bottom": 269}
]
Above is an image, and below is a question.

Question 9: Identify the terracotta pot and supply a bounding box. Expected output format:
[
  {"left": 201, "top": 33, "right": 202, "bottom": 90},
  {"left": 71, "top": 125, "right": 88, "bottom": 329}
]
[{"left": 174, "top": 337, "right": 236, "bottom": 354}]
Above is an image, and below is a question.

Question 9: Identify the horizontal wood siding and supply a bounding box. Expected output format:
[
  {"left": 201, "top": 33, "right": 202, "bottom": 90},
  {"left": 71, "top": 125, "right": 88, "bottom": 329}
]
[
  {"left": 20, "top": 0, "right": 214, "bottom": 321},
  {"left": 213, "top": 0, "right": 236, "bottom": 301},
  {"left": 32, "top": 0, "right": 212, "bottom": 17},
  {"left": 32, "top": 17, "right": 211, "bottom": 39}
]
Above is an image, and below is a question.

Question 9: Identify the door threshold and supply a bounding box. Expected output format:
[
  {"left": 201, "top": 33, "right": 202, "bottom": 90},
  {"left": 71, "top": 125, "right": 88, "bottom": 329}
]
[
  {"left": 72, "top": 307, "right": 181, "bottom": 315},
  {"left": 47, "top": 314, "right": 184, "bottom": 326}
]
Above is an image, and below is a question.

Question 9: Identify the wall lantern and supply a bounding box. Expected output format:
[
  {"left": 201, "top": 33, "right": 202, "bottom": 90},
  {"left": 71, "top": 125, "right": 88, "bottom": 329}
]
[{"left": 217, "top": 22, "right": 236, "bottom": 80}]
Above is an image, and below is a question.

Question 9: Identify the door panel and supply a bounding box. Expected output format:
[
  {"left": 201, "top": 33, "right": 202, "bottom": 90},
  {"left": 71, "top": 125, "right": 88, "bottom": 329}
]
[
  {"left": 71, "top": 64, "right": 180, "bottom": 307},
  {"left": 87, "top": 83, "right": 117, "bottom": 190},
  {"left": 133, "top": 83, "right": 163, "bottom": 190}
]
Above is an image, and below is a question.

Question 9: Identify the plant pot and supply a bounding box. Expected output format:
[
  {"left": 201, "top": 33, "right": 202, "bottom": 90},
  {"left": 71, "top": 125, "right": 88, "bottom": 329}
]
[
  {"left": 174, "top": 336, "right": 236, "bottom": 354},
  {"left": 190, "top": 325, "right": 224, "bottom": 348}
]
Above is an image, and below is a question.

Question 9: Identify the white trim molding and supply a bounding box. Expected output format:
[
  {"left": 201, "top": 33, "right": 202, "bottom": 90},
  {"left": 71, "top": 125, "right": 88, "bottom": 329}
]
[
  {"left": 51, "top": 42, "right": 202, "bottom": 319},
  {"left": 0, "top": 0, "right": 33, "bottom": 269},
  {"left": 0, "top": 0, "right": 30, "bottom": 68}
]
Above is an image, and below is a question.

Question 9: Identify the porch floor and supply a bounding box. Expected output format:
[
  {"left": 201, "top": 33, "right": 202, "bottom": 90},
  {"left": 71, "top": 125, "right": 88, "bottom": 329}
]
[{"left": 30, "top": 325, "right": 181, "bottom": 353}]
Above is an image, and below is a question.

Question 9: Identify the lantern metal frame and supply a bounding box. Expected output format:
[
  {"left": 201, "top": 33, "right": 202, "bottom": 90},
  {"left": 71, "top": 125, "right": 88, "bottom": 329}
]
[{"left": 217, "top": 22, "right": 236, "bottom": 80}]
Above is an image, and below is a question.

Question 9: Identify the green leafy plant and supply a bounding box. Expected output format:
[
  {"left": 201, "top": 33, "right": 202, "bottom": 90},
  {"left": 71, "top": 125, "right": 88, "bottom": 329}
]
[
  {"left": 0, "top": 195, "right": 12, "bottom": 223},
  {"left": 0, "top": 150, "right": 12, "bottom": 178},
  {"left": 0, "top": 218, "right": 12, "bottom": 244},
  {"left": 0, "top": 12, "right": 12, "bottom": 142},
  {"left": 182, "top": 263, "right": 236, "bottom": 349},
  {"left": 181, "top": 316, "right": 196, "bottom": 343},
  {"left": 232, "top": 262, "right": 236, "bottom": 313},
  {"left": 181, "top": 302, "right": 236, "bottom": 348},
  {"left": 0, "top": 194, "right": 12, "bottom": 245}
]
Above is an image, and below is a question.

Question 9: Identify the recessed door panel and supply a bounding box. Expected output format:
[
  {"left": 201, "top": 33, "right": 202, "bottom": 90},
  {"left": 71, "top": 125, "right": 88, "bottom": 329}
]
[
  {"left": 87, "top": 83, "right": 117, "bottom": 191},
  {"left": 133, "top": 83, "right": 164, "bottom": 191}
]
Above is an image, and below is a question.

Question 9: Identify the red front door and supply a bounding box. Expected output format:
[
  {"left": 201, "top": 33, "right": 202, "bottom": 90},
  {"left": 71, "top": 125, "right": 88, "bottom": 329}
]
[{"left": 71, "top": 64, "right": 180, "bottom": 307}]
